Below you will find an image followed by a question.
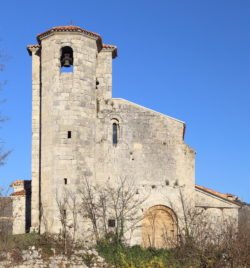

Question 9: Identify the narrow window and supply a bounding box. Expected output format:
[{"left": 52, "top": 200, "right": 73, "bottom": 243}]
[
  {"left": 67, "top": 131, "right": 71, "bottom": 139},
  {"left": 63, "top": 209, "right": 66, "bottom": 217},
  {"left": 60, "top": 46, "right": 73, "bottom": 73},
  {"left": 113, "top": 123, "right": 118, "bottom": 145},
  {"left": 108, "top": 219, "right": 116, "bottom": 228},
  {"left": 64, "top": 178, "right": 68, "bottom": 185}
]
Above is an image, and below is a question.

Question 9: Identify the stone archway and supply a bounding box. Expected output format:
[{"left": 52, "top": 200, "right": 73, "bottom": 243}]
[{"left": 142, "top": 205, "right": 178, "bottom": 248}]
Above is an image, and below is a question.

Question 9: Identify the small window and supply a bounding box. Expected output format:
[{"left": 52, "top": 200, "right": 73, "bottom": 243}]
[
  {"left": 108, "top": 219, "right": 116, "bottom": 228},
  {"left": 63, "top": 209, "right": 66, "bottom": 217},
  {"left": 113, "top": 123, "right": 118, "bottom": 145},
  {"left": 60, "top": 46, "right": 73, "bottom": 73},
  {"left": 64, "top": 178, "right": 68, "bottom": 185},
  {"left": 67, "top": 131, "right": 71, "bottom": 139}
]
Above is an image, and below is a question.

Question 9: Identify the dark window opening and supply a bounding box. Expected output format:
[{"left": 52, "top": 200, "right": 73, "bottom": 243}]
[
  {"left": 108, "top": 219, "right": 116, "bottom": 228},
  {"left": 67, "top": 131, "right": 71, "bottom": 139},
  {"left": 64, "top": 178, "right": 68, "bottom": 185},
  {"left": 60, "top": 46, "right": 73, "bottom": 73},
  {"left": 96, "top": 78, "right": 99, "bottom": 89},
  {"left": 113, "top": 123, "right": 118, "bottom": 145},
  {"left": 63, "top": 209, "right": 66, "bottom": 217}
]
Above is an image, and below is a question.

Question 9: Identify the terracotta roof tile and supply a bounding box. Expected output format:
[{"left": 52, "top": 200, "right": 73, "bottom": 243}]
[
  {"left": 27, "top": 44, "right": 41, "bottom": 55},
  {"left": 28, "top": 26, "right": 118, "bottom": 58},
  {"left": 11, "top": 187, "right": 31, "bottom": 197},
  {"left": 195, "top": 185, "right": 241, "bottom": 206},
  {"left": 27, "top": 44, "right": 40, "bottom": 49},
  {"left": 102, "top": 44, "right": 117, "bottom": 58},
  {"left": 11, "top": 190, "right": 26, "bottom": 197},
  {"left": 37, "top": 25, "right": 101, "bottom": 43},
  {"left": 103, "top": 44, "right": 116, "bottom": 49}
]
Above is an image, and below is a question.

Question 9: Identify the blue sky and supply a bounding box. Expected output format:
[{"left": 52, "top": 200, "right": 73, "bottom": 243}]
[{"left": 0, "top": 0, "right": 249, "bottom": 202}]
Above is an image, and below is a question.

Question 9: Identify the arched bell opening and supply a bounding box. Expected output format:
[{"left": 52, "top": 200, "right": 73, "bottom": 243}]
[{"left": 60, "top": 46, "right": 74, "bottom": 73}]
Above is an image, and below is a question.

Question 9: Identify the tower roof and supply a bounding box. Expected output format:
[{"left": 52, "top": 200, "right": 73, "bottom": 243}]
[
  {"left": 37, "top": 25, "right": 101, "bottom": 42},
  {"left": 28, "top": 25, "right": 117, "bottom": 58}
]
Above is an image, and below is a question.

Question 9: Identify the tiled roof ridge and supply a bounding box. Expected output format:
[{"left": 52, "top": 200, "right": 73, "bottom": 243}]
[
  {"left": 37, "top": 25, "right": 101, "bottom": 42},
  {"left": 27, "top": 44, "right": 41, "bottom": 55},
  {"left": 28, "top": 26, "right": 118, "bottom": 58},
  {"left": 195, "top": 184, "right": 241, "bottom": 205},
  {"left": 103, "top": 44, "right": 116, "bottom": 49},
  {"left": 11, "top": 189, "right": 26, "bottom": 196},
  {"left": 102, "top": 44, "right": 117, "bottom": 58},
  {"left": 27, "top": 44, "right": 40, "bottom": 49}
]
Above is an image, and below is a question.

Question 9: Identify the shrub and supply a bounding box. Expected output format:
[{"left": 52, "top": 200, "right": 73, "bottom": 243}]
[{"left": 96, "top": 241, "right": 172, "bottom": 267}]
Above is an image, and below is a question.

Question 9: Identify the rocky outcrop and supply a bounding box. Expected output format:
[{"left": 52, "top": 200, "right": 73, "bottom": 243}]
[{"left": 0, "top": 247, "right": 110, "bottom": 268}]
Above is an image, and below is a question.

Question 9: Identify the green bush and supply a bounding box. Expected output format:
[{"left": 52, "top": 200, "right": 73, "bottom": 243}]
[{"left": 96, "top": 241, "right": 175, "bottom": 268}]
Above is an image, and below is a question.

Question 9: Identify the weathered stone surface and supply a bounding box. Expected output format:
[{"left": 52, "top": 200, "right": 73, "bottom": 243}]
[
  {"left": 0, "top": 247, "right": 111, "bottom": 268},
  {"left": 17, "top": 25, "right": 242, "bottom": 246}
]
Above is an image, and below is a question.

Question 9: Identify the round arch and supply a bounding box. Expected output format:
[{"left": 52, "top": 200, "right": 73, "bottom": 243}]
[{"left": 142, "top": 205, "right": 178, "bottom": 248}]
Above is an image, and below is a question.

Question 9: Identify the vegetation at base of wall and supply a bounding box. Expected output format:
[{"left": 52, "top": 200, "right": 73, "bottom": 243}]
[
  {"left": 0, "top": 230, "right": 249, "bottom": 267},
  {"left": 96, "top": 241, "right": 181, "bottom": 268},
  {"left": 0, "top": 233, "right": 75, "bottom": 259},
  {"left": 96, "top": 235, "right": 250, "bottom": 268}
]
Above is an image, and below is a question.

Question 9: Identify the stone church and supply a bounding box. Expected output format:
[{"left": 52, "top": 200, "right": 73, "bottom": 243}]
[{"left": 3, "top": 25, "right": 244, "bottom": 248}]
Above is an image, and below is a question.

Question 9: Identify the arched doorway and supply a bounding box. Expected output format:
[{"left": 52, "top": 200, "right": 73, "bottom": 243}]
[{"left": 142, "top": 205, "right": 178, "bottom": 248}]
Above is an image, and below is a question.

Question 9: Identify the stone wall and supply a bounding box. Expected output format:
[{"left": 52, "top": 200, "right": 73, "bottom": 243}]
[
  {"left": 0, "top": 247, "right": 109, "bottom": 268},
  {"left": 26, "top": 26, "right": 242, "bottom": 247},
  {"left": 239, "top": 205, "right": 250, "bottom": 233},
  {"left": 11, "top": 180, "right": 31, "bottom": 234},
  {"left": 0, "top": 197, "right": 13, "bottom": 234},
  {"left": 38, "top": 33, "right": 100, "bottom": 233},
  {"left": 195, "top": 187, "right": 240, "bottom": 231}
]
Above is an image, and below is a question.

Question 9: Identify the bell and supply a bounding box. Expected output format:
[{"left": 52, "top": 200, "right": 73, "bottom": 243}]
[{"left": 61, "top": 53, "right": 73, "bottom": 67}]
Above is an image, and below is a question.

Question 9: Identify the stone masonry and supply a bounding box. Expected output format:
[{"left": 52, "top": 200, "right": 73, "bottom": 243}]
[{"left": 13, "top": 25, "right": 243, "bottom": 246}]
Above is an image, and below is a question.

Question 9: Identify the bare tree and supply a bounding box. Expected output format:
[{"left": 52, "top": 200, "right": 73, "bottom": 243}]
[
  {"left": 105, "top": 177, "right": 147, "bottom": 243},
  {"left": 166, "top": 188, "right": 250, "bottom": 267},
  {"left": 56, "top": 189, "right": 79, "bottom": 254},
  {"left": 56, "top": 190, "right": 68, "bottom": 254},
  {"left": 79, "top": 177, "right": 147, "bottom": 244},
  {"left": 67, "top": 190, "right": 78, "bottom": 243},
  {"left": 78, "top": 178, "right": 100, "bottom": 241}
]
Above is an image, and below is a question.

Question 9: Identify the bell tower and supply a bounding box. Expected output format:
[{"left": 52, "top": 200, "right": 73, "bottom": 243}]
[{"left": 27, "top": 26, "right": 117, "bottom": 233}]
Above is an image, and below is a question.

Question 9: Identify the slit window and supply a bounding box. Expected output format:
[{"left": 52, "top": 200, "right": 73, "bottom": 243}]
[
  {"left": 67, "top": 131, "right": 71, "bottom": 139},
  {"left": 113, "top": 123, "right": 118, "bottom": 145},
  {"left": 64, "top": 178, "right": 68, "bottom": 185},
  {"left": 60, "top": 46, "right": 74, "bottom": 73}
]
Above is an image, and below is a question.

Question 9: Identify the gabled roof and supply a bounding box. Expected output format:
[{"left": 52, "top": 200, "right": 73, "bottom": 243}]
[
  {"left": 195, "top": 184, "right": 242, "bottom": 206},
  {"left": 37, "top": 25, "right": 101, "bottom": 42}
]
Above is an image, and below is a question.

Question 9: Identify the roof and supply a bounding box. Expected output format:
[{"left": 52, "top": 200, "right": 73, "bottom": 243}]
[
  {"left": 28, "top": 25, "right": 117, "bottom": 58},
  {"left": 195, "top": 185, "right": 242, "bottom": 206},
  {"left": 37, "top": 25, "right": 101, "bottom": 42},
  {"left": 112, "top": 98, "right": 186, "bottom": 124},
  {"left": 10, "top": 187, "right": 31, "bottom": 197},
  {"left": 102, "top": 44, "right": 117, "bottom": 58},
  {"left": 11, "top": 190, "right": 26, "bottom": 197}
]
